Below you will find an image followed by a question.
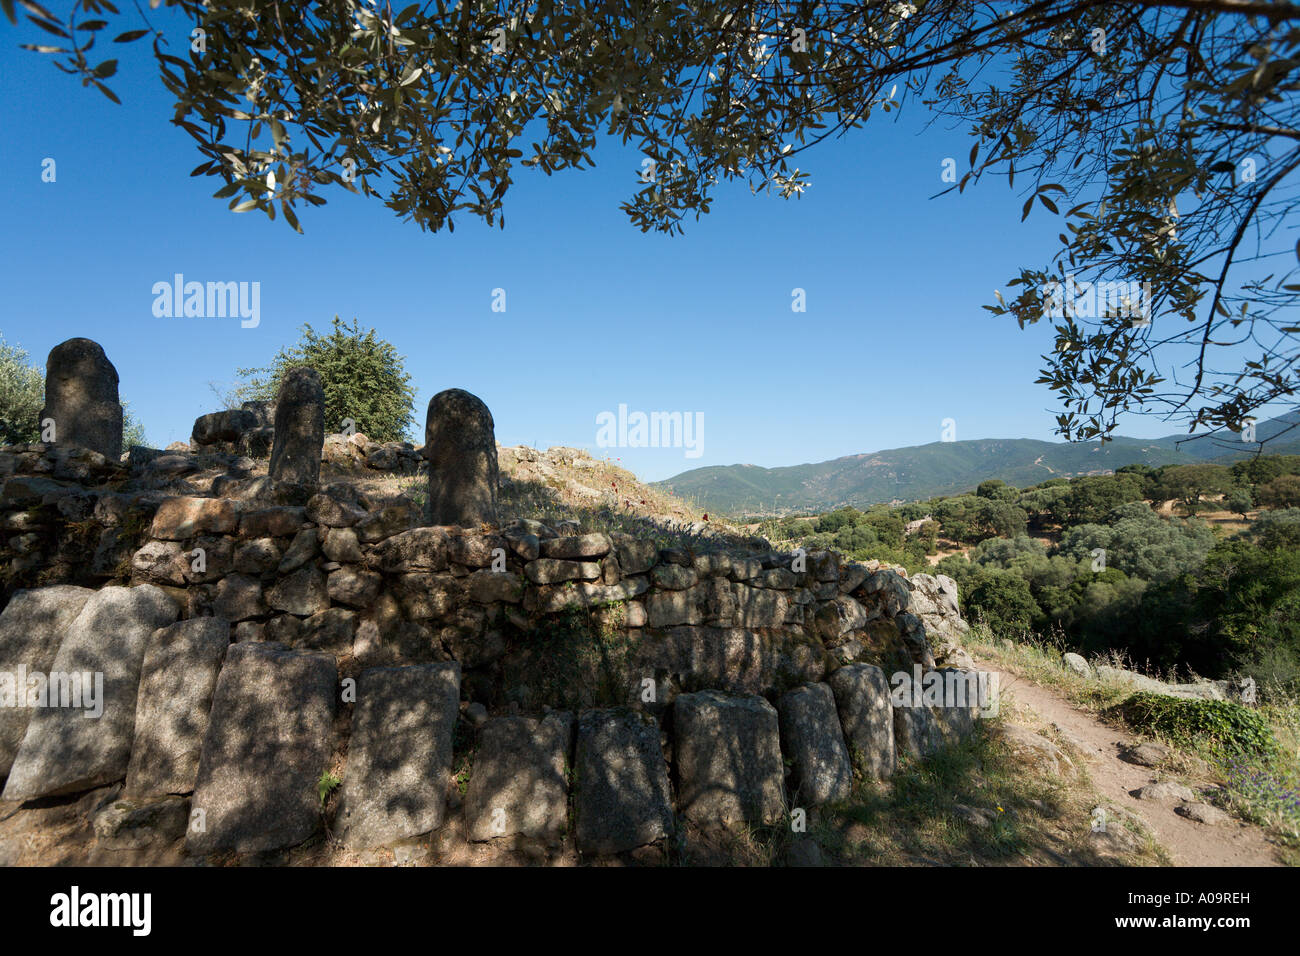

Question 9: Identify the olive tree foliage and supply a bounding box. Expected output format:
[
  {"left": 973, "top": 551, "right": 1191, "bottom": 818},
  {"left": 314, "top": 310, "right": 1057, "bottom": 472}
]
[
  {"left": 1055, "top": 501, "right": 1216, "bottom": 583},
  {"left": 8, "top": 0, "right": 1300, "bottom": 441},
  {"left": 235, "top": 316, "right": 417, "bottom": 442},
  {"left": 0, "top": 337, "right": 46, "bottom": 444}
]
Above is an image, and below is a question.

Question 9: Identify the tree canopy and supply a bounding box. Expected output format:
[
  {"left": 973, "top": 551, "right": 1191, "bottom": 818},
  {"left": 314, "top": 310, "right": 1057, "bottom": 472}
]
[
  {"left": 0, "top": 337, "right": 46, "bottom": 445},
  {"left": 234, "top": 316, "right": 417, "bottom": 442},
  {"left": 9, "top": 0, "right": 1300, "bottom": 443}
]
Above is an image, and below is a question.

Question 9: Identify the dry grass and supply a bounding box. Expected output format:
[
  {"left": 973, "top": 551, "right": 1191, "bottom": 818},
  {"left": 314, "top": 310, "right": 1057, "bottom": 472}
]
[
  {"left": 965, "top": 627, "right": 1300, "bottom": 859},
  {"left": 784, "top": 723, "right": 1164, "bottom": 867}
]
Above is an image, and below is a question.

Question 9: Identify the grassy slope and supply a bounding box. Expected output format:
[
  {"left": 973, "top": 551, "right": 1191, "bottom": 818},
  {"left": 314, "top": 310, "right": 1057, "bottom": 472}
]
[{"left": 965, "top": 627, "right": 1300, "bottom": 862}]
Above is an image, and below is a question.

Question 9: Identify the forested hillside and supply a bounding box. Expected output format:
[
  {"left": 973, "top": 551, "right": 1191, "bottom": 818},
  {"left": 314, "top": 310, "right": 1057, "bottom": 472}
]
[
  {"left": 661, "top": 414, "right": 1300, "bottom": 515},
  {"left": 758, "top": 457, "right": 1300, "bottom": 696}
]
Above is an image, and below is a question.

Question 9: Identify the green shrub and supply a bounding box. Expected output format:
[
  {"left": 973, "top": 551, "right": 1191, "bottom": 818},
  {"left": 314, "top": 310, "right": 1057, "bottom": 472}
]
[
  {"left": 1120, "top": 692, "right": 1279, "bottom": 759},
  {"left": 235, "top": 316, "right": 416, "bottom": 442},
  {"left": 0, "top": 337, "right": 44, "bottom": 445},
  {"left": 317, "top": 770, "right": 342, "bottom": 805}
]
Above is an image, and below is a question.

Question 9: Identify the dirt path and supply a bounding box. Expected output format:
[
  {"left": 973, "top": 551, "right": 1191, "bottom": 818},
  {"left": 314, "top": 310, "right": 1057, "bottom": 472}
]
[{"left": 975, "top": 657, "right": 1283, "bottom": 867}]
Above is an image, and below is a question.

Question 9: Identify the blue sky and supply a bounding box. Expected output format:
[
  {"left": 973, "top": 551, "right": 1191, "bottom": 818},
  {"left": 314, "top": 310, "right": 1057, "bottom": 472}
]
[{"left": 0, "top": 18, "right": 1280, "bottom": 482}]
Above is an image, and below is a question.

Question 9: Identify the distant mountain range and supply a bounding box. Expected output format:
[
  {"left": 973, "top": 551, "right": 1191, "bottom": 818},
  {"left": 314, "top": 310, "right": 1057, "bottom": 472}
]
[{"left": 654, "top": 412, "right": 1300, "bottom": 516}]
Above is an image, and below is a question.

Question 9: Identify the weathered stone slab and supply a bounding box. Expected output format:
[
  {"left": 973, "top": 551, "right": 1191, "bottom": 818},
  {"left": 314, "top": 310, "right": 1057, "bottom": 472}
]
[
  {"left": 540, "top": 533, "right": 611, "bottom": 560},
  {"left": 238, "top": 506, "right": 305, "bottom": 538},
  {"left": 150, "top": 496, "right": 239, "bottom": 539},
  {"left": 732, "top": 584, "right": 788, "bottom": 628},
  {"left": 269, "top": 366, "right": 325, "bottom": 487},
  {"left": 212, "top": 574, "right": 266, "bottom": 621},
  {"left": 646, "top": 587, "right": 701, "bottom": 626},
  {"left": 277, "top": 527, "right": 319, "bottom": 573},
  {"left": 322, "top": 527, "right": 364, "bottom": 563},
  {"left": 465, "top": 712, "right": 572, "bottom": 844},
  {"left": 425, "top": 388, "right": 498, "bottom": 526},
  {"left": 130, "top": 540, "right": 188, "bottom": 585},
  {"left": 0, "top": 585, "right": 95, "bottom": 777},
  {"left": 192, "top": 408, "right": 256, "bottom": 446},
  {"left": 40, "top": 337, "right": 122, "bottom": 459},
  {"left": 651, "top": 564, "right": 697, "bottom": 590},
  {"left": 305, "top": 492, "right": 366, "bottom": 528},
  {"left": 233, "top": 537, "right": 282, "bottom": 575},
  {"left": 1062, "top": 652, "right": 1092, "bottom": 678},
  {"left": 445, "top": 532, "right": 508, "bottom": 567},
  {"left": 124, "top": 617, "right": 231, "bottom": 797},
  {"left": 525, "top": 558, "right": 601, "bottom": 585},
  {"left": 327, "top": 567, "right": 381, "bottom": 608},
  {"left": 2, "top": 585, "right": 179, "bottom": 801},
  {"left": 93, "top": 796, "right": 189, "bottom": 850},
  {"left": 812, "top": 595, "right": 868, "bottom": 643},
  {"left": 376, "top": 527, "right": 451, "bottom": 572},
  {"left": 574, "top": 708, "right": 674, "bottom": 854},
  {"left": 335, "top": 663, "right": 460, "bottom": 849},
  {"left": 777, "top": 683, "right": 852, "bottom": 805},
  {"left": 467, "top": 570, "right": 525, "bottom": 603},
  {"left": 299, "top": 608, "right": 357, "bottom": 655},
  {"left": 356, "top": 503, "right": 417, "bottom": 543},
  {"left": 612, "top": 534, "right": 657, "bottom": 574},
  {"left": 635, "top": 627, "right": 826, "bottom": 696},
  {"left": 266, "top": 567, "right": 329, "bottom": 616},
  {"left": 930, "top": 667, "right": 983, "bottom": 743},
  {"left": 828, "top": 663, "right": 896, "bottom": 780},
  {"left": 674, "top": 690, "right": 786, "bottom": 826},
  {"left": 892, "top": 673, "right": 943, "bottom": 759},
  {"left": 187, "top": 642, "right": 337, "bottom": 855}
]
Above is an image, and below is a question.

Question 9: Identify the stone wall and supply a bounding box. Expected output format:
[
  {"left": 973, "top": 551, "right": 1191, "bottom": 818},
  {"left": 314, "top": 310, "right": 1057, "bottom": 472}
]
[
  {"left": 0, "top": 439, "right": 983, "bottom": 861},
  {"left": 189, "top": 401, "right": 422, "bottom": 475}
]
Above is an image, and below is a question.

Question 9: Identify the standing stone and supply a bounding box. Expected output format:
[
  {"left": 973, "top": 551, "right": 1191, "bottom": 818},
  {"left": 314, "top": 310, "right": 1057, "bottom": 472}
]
[
  {"left": 335, "top": 663, "right": 461, "bottom": 849},
  {"left": 777, "top": 683, "right": 853, "bottom": 805},
  {"left": 574, "top": 708, "right": 674, "bottom": 854},
  {"left": 2, "top": 585, "right": 179, "bottom": 802},
  {"left": 187, "top": 642, "right": 336, "bottom": 855},
  {"left": 40, "top": 338, "right": 123, "bottom": 459},
  {"left": 0, "top": 586, "right": 95, "bottom": 777},
  {"left": 828, "top": 663, "right": 896, "bottom": 780},
  {"left": 425, "top": 388, "right": 498, "bottom": 526},
  {"left": 930, "top": 667, "right": 981, "bottom": 743},
  {"left": 892, "top": 673, "right": 943, "bottom": 759},
  {"left": 124, "top": 618, "right": 232, "bottom": 797},
  {"left": 268, "top": 367, "right": 324, "bottom": 487},
  {"left": 674, "top": 690, "right": 786, "bottom": 826},
  {"left": 465, "top": 712, "right": 572, "bottom": 845}
]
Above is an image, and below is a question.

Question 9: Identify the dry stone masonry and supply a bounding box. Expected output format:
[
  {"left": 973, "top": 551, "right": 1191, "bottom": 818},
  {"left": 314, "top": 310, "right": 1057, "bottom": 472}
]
[
  {"left": 2, "top": 585, "right": 178, "bottom": 801},
  {"left": 0, "top": 339, "right": 990, "bottom": 862}
]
